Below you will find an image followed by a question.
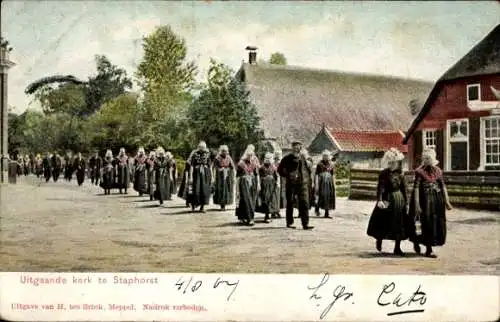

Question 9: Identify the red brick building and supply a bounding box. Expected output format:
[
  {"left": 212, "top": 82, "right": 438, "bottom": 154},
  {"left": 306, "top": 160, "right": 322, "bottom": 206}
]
[{"left": 403, "top": 24, "right": 500, "bottom": 171}]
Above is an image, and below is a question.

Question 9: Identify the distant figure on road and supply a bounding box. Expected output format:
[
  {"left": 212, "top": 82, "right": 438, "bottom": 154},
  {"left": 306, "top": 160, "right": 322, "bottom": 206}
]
[
  {"left": 409, "top": 147, "right": 453, "bottom": 258},
  {"left": 256, "top": 152, "right": 280, "bottom": 223},
  {"left": 146, "top": 151, "right": 156, "bottom": 201},
  {"left": 64, "top": 151, "right": 73, "bottom": 182},
  {"left": 133, "top": 147, "right": 148, "bottom": 196},
  {"left": 278, "top": 141, "right": 314, "bottom": 230},
  {"left": 42, "top": 152, "right": 52, "bottom": 182},
  {"left": 166, "top": 151, "right": 177, "bottom": 197},
  {"left": 23, "top": 155, "right": 31, "bottom": 176},
  {"left": 100, "top": 150, "right": 115, "bottom": 195},
  {"left": 274, "top": 150, "right": 285, "bottom": 216},
  {"left": 314, "top": 150, "right": 336, "bottom": 218},
  {"left": 51, "top": 152, "right": 63, "bottom": 182},
  {"left": 154, "top": 147, "right": 172, "bottom": 205},
  {"left": 73, "top": 152, "right": 86, "bottom": 186},
  {"left": 89, "top": 151, "right": 102, "bottom": 186},
  {"left": 115, "top": 148, "right": 130, "bottom": 194},
  {"left": 187, "top": 141, "right": 212, "bottom": 213},
  {"left": 213, "top": 145, "right": 235, "bottom": 211},
  {"left": 35, "top": 154, "right": 43, "bottom": 178},
  {"left": 366, "top": 148, "right": 408, "bottom": 256},
  {"left": 235, "top": 145, "right": 260, "bottom": 226}
]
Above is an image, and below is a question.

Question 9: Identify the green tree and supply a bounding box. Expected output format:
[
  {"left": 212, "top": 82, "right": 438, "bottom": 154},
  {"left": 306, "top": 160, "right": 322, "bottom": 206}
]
[
  {"left": 269, "top": 52, "right": 287, "bottom": 65},
  {"left": 135, "top": 25, "right": 197, "bottom": 121},
  {"left": 88, "top": 93, "right": 141, "bottom": 152},
  {"left": 187, "top": 58, "right": 264, "bottom": 158},
  {"left": 84, "top": 55, "right": 133, "bottom": 115}
]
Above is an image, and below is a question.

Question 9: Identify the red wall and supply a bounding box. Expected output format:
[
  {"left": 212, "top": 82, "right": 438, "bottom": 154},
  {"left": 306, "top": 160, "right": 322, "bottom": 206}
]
[{"left": 416, "top": 74, "right": 500, "bottom": 131}]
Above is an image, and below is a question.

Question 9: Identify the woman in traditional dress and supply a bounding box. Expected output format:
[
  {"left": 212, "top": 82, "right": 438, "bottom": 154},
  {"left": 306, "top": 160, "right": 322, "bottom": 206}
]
[
  {"left": 35, "top": 154, "right": 43, "bottom": 178},
  {"left": 257, "top": 152, "right": 280, "bottom": 223},
  {"left": 213, "top": 145, "right": 235, "bottom": 211},
  {"left": 409, "top": 147, "right": 453, "bottom": 258},
  {"left": 154, "top": 147, "right": 172, "bottom": 205},
  {"left": 23, "top": 155, "right": 30, "bottom": 176},
  {"left": 101, "top": 149, "right": 115, "bottom": 195},
  {"left": 177, "top": 159, "right": 192, "bottom": 207},
  {"left": 115, "top": 148, "right": 130, "bottom": 194},
  {"left": 73, "top": 152, "right": 86, "bottom": 186},
  {"left": 166, "top": 151, "right": 177, "bottom": 198},
  {"left": 133, "top": 147, "right": 148, "bottom": 196},
  {"left": 42, "top": 152, "right": 52, "bottom": 182},
  {"left": 146, "top": 151, "right": 156, "bottom": 201},
  {"left": 64, "top": 152, "right": 73, "bottom": 181},
  {"left": 51, "top": 153, "right": 63, "bottom": 182},
  {"left": 188, "top": 141, "right": 212, "bottom": 213},
  {"left": 314, "top": 150, "right": 336, "bottom": 218},
  {"left": 235, "top": 145, "right": 260, "bottom": 226},
  {"left": 274, "top": 150, "right": 285, "bottom": 217},
  {"left": 366, "top": 148, "right": 408, "bottom": 255}
]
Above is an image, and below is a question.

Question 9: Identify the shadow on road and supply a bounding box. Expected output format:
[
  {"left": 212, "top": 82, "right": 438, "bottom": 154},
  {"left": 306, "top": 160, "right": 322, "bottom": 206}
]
[
  {"left": 243, "top": 227, "right": 288, "bottom": 230},
  {"left": 202, "top": 222, "right": 243, "bottom": 228},
  {"left": 133, "top": 199, "right": 153, "bottom": 203},
  {"left": 356, "top": 251, "right": 422, "bottom": 259},
  {"left": 168, "top": 204, "right": 191, "bottom": 209},
  {"left": 138, "top": 204, "right": 161, "bottom": 208},
  {"left": 162, "top": 210, "right": 194, "bottom": 215}
]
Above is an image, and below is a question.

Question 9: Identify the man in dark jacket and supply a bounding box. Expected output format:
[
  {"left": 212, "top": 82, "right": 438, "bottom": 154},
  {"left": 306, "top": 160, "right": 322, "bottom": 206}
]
[{"left": 278, "top": 141, "right": 314, "bottom": 230}]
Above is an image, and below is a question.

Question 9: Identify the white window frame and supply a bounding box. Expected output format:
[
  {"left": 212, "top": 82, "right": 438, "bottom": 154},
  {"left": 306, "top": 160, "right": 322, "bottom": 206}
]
[
  {"left": 422, "top": 129, "right": 437, "bottom": 150},
  {"left": 446, "top": 118, "right": 469, "bottom": 171},
  {"left": 466, "top": 84, "right": 481, "bottom": 102},
  {"left": 480, "top": 115, "right": 500, "bottom": 168}
]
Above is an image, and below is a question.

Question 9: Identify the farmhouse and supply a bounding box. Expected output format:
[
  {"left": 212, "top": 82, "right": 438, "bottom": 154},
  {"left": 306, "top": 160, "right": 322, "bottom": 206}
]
[
  {"left": 308, "top": 127, "right": 408, "bottom": 168},
  {"left": 235, "top": 48, "right": 433, "bottom": 159},
  {"left": 403, "top": 24, "right": 500, "bottom": 171}
]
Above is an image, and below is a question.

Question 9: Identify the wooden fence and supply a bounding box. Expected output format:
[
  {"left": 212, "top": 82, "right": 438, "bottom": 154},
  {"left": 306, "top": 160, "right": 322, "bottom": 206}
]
[{"left": 348, "top": 168, "right": 500, "bottom": 211}]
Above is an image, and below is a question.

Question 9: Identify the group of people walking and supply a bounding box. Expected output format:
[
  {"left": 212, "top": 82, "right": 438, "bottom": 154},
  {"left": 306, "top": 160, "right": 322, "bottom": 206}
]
[
  {"left": 14, "top": 141, "right": 451, "bottom": 258},
  {"left": 367, "top": 147, "right": 453, "bottom": 258}
]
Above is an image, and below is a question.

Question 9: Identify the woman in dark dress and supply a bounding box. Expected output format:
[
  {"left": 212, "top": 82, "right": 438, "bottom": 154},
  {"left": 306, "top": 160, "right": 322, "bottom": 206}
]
[
  {"left": 115, "top": 148, "right": 130, "bottom": 194},
  {"left": 274, "top": 150, "right": 286, "bottom": 217},
  {"left": 257, "top": 153, "right": 280, "bottom": 223},
  {"left": 177, "top": 161, "right": 192, "bottom": 207},
  {"left": 42, "top": 153, "right": 52, "bottom": 182},
  {"left": 366, "top": 148, "right": 408, "bottom": 255},
  {"left": 146, "top": 151, "right": 156, "bottom": 201},
  {"left": 73, "top": 152, "right": 86, "bottom": 186},
  {"left": 213, "top": 145, "right": 235, "bottom": 211},
  {"left": 409, "top": 147, "right": 453, "bottom": 258},
  {"left": 165, "top": 152, "right": 177, "bottom": 196},
  {"left": 315, "top": 150, "right": 336, "bottom": 218},
  {"left": 101, "top": 150, "right": 115, "bottom": 195},
  {"left": 235, "top": 145, "right": 260, "bottom": 226},
  {"left": 154, "top": 147, "right": 171, "bottom": 205},
  {"left": 133, "top": 147, "right": 148, "bottom": 196},
  {"left": 188, "top": 141, "right": 212, "bottom": 213}
]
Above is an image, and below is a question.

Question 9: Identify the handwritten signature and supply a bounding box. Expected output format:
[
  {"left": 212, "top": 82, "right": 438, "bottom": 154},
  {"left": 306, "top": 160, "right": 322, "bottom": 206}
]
[
  {"left": 377, "top": 282, "right": 427, "bottom": 316},
  {"left": 307, "top": 273, "right": 354, "bottom": 320},
  {"left": 174, "top": 276, "right": 239, "bottom": 301}
]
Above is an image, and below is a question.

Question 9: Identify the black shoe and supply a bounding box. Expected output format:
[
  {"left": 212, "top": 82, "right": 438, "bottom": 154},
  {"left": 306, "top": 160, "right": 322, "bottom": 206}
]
[
  {"left": 287, "top": 225, "right": 296, "bottom": 229},
  {"left": 324, "top": 214, "right": 332, "bottom": 219},
  {"left": 303, "top": 226, "right": 315, "bottom": 230},
  {"left": 394, "top": 249, "right": 405, "bottom": 256},
  {"left": 376, "top": 240, "right": 382, "bottom": 252},
  {"left": 413, "top": 243, "right": 421, "bottom": 254}
]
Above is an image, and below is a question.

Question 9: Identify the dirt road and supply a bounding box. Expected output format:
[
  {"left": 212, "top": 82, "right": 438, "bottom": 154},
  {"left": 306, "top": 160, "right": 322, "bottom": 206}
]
[{"left": 1, "top": 176, "right": 498, "bottom": 274}]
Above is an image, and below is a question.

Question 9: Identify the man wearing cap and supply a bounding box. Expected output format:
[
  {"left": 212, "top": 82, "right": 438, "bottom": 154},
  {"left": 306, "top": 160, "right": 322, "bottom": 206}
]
[{"left": 278, "top": 141, "right": 314, "bottom": 230}]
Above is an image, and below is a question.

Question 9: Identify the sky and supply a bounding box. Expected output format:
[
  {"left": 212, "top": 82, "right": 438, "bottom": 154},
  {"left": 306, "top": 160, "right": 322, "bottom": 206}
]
[{"left": 1, "top": 1, "right": 499, "bottom": 114}]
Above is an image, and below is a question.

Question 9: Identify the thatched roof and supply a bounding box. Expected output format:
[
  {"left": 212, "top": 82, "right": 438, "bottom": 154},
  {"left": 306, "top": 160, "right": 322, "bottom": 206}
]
[
  {"left": 236, "top": 63, "right": 433, "bottom": 147},
  {"left": 404, "top": 24, "right": 500, "bottom": 143}
]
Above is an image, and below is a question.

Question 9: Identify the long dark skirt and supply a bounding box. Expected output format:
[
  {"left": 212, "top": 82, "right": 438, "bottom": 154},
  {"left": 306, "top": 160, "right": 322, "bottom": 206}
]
[
  {"left": 408, "top": 188, "right": 447, "bottom": 246},
  {"left": 134, "top": 168, "right": 148, "bottom": 195},
  {"left": 100, "top": 166, "right": 115, "bottom": 190},
  {"left": 52, "top": 167, "right": 61, "bottom": 182},
  {"left": 155, "top": 172, "right": 171, "bottom": 203},
  {"left": 367, "top": 190, "right": 409, "bottom": 241},
  {"left": 256, "top": 176, "right": 280, "bottom": 214},
  {"left": 213, "top": 168, "right": 234, "bottom": 206},
  {"left": 235, "top": 175, "right": 258, "bottom": 222},
  {"left": 192, "top": 165, "right": 211, "bottom": 207},
  {"left": 317, "top": 172, "right": 336, "bottom": 210},
  {"left": 116, "top": 164, "right": 130, "bottom": 189},
  {"left": 147, "top": 170, "right": 155, "bottom": 200},
  {"left": 76, "top": 169, "right": 85, "bottom": 186},
  {"left": 64, "top": 165, "right": 72, "bottom": 181},
  {"left": 43, "top": 167, "right": 51, "bottom": 182},
  {"left": 177, "top": 167, "right": 194, "bottom": 205}
]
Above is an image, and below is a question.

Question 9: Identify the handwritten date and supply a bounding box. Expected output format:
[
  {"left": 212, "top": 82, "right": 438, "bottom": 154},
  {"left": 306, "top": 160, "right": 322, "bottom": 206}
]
[
  {"left": 174, "top": 276, "right": 239, "bottom": 301},
  {"left": 307, "top": 273, "right": 354, "bottom": 320}
]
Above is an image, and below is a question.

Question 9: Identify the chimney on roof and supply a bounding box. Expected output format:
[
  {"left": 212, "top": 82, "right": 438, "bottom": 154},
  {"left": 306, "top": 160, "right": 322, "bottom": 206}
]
[{"left": 245, "top": 45, "right": 257, "bottom": 65}]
